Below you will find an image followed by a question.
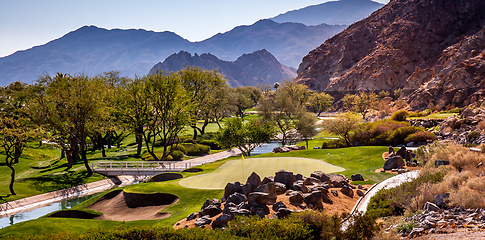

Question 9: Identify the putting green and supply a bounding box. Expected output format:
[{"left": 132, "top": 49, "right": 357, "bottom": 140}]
[{"left": 179, "top": 157, "right": 345, "bottom": 189}]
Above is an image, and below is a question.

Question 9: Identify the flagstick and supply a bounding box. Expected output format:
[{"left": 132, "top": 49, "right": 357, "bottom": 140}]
[{"left": 241, "top": 153, "right": 245, "bottom": 182}]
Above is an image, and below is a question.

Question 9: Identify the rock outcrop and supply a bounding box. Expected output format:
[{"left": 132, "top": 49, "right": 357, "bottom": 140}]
[{"left": 297, "top": 0, "right": 485, "bottom": 110}]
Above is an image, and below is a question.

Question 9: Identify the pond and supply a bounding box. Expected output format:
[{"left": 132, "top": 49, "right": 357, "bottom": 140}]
[{"left": 0, "top": 193, "right": 98, "bottom": 229}]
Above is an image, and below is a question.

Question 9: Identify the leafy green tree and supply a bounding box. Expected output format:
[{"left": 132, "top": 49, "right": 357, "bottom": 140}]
[
  {"left": 259, "top": 80, "right": 312, "bottom": 145},
  {"left": 216, "top": 117, "right": 275, "bottom": 156},
  {"left": 295, "top": 112, "right": 317, "bottom": 149},
  {"left": 178, "top": 66, "right": 226, "bottom": 140},
  {"left": 308, "top": 92, "right": 334, "bottom": 116},
  {"left": 323, "top": 112, "right": 362, "bottom": 147},
  {"left": 27, "top": 73, "right": 109, "bottom": 175},
  {"left": 230, "top": 86, "right": 262, "bottom": 118},
  {"left": 142, "top": 71, "right": 192, "bottom": 161},
  {"left": 341, "top": 91, "right": 378, "bottom": 119}
]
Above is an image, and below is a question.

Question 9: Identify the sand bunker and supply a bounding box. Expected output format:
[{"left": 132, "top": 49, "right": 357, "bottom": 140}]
[
  {"left": 49, "top": 210, "right": 99, "bottom": 219},
  {"left": 87, "top": 190, "right": 178, "bottom": 221},
  {"left": 146, "top": 173, "right": 183, "bottom": 182},
  {"left": 182, "top": 168, "right": 203, "bottom": 173}
]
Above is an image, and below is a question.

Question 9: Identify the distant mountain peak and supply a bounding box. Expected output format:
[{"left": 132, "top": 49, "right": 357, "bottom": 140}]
[{"left": 150, "top": 50, "right": 296, "bottom": 87}]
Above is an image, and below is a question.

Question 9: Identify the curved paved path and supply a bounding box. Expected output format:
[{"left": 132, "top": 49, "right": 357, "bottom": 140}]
[{"left": 342, "top": 170, "right": 420, "bottom": 230}]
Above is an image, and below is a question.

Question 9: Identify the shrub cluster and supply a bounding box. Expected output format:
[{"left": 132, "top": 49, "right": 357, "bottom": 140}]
[{"left": 182, "top": 143, "right": 210, "bottom": 156}]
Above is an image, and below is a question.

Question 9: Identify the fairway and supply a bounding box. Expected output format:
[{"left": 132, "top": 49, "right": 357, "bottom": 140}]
[{"left": 179, "top": 157, "right": 345, "bottom": 189}]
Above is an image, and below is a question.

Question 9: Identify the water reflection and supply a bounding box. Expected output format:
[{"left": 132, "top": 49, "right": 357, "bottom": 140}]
[{"left": 0, "top": 194, "right": 98, "bottom": 229}]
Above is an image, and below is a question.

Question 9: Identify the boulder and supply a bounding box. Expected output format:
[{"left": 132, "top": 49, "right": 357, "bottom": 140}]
[
  {"left": 248, "top": 192, "right": 276, "bottom": 205},
  {"left": 201, "top": 205, "right": 223, "bottom": 217},
  {"left": 433, "top": 193, "right": 450, "bottom": 207},
  {"left": 231, "top": 209, "right": 251, "bottom": 217},
  {"left": 250, "top": 204, "right": 270, "bottom": 216},
  {"left": 329, "top": 174, "right": 349, "bottom": 187},
  {"left": 223, "top": 182, "right": 244, "bottom": 200},
  {"left": 245, "top": 172, "right": 261, "bottom": 193},
  {"left": 383, "top": 155, "right": 405, "bottom": 170},
  {"left": 261, "top": 176, "right": 274, "bottom": 185},
  {"left": 223, "top": 202, "right": 237, "bottom": 215},
  {"left": 351, "top": 174, "right": 364, "bottom": 181},
  {"left": 423, "top": 201, "right": 440, "bottom": 212},
  {"left": 212, "top": 214, "right": 232, "bottom": 228},
  {"left": 356, "top": 189, "right": 365, "bottom": 197},
  {"left": 311, "top": 171, "right": 331, "bottom": 183},
  {"left": 340, "top": 186, "right": 354, "bottom": 198},
  {"left": 304, "top": 177, "right": 322, "bottom": 185},
  {"left": 274, "top": 182, "right": 287, "bottom": 194},
  {"left": 187, "top": 212, "right": 198, "bottom": 221},
  {"left": 331, "top": 190, "right": 339, "bottom": 197},
  {"left": 201, "top": 198, "right": 221, "bottom": 211},
  {"left": 303, "top": 191, "right": 322, "bottom": 205},
  {"left": 274, "top": 170, "right": 296, "bottom": 188},
  {"left": 276, "top": 208, "right": 293, "bottom": 218},
  {"left": 434, "top": 160, "right": 450, "bottom": 168},
  {"left": 322, "top": 194, "right": 333, "bottom": 204},
  {"left": 226, "top": 192, "right": 247, "bottom": 205},
  {"left": 295, "top": 173, "right": 304, "bottom": 181},
  {"left": 461, "top": 108, "right": 475, "bottom": 118},
  {"left": 194, "top": 216, "right": 212, "bottom": 227},
  {"left": 253, "top": 182, "right": 277, "bottom": 199},
  {"left": 292, "top": 180, "right": 309, "bottom": 193},
  {"left": 396, "top": 146, "right": 407, "bottom": 159},
  {"left": 289, "top": 192, "right": 303, "bottom": 204},
  {"left": 272, "top": 201, "right": 287, "bottom": 212}
]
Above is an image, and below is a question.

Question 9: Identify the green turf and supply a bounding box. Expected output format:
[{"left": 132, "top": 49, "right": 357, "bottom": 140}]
[
  {"left": 179, "top": 157, "right": 345, "bottom": 189},
  {"left": 409, "top": 112, "right": 457, "bottom": 119}
]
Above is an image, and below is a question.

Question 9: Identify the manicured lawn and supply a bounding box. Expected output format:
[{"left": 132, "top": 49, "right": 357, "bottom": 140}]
[
  {"left": 0, "top": 145, "right": 392, "bottom": 238},
  {"left": 409, "top": 112, "right": 457, "bottom": 119},
  {"left": 179, "top": 157, "right": 345, "bottom": 189}
]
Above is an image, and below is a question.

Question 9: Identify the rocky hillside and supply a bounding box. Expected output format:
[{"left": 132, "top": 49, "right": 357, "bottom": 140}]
[
  {"left": 149, "top": 49, "right": 296, "bottom": 87},
  {"left": 297, "top": 0, "right": 485, "bottom": 110},
  {"left": 270, "top": 0, "right": 383, "bottom": 26}
]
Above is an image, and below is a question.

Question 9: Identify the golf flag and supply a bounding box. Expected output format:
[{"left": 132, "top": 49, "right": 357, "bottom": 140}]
[{"left": 241, "top": 154, "right": 244, "bottom": 161}]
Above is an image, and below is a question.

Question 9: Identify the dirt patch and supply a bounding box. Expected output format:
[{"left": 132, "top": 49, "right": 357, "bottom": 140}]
[
  {"left": 182, "top": 168, "right": 203, "bottom": 173},
  {"left": 174, "top": 186, "right": 372, "bottom": 229},
  {"left": 147, "top": 173, "right": 183, "bottom": 183},
  {"left": 87, "top": 190, "right": 178, "bottom": 221},
  {"left": 49, "top": 210, "right": 99, "bottom": 219}
]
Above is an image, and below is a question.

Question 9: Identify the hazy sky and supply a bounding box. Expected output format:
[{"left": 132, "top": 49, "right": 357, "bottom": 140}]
[{"left": 0, "top": 0, "right": 390, "bottom": 58}]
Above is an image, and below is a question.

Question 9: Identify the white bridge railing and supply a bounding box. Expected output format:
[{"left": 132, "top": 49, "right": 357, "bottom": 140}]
[{"left": 92, "top": 161, "right": 193, "bottom": 175}]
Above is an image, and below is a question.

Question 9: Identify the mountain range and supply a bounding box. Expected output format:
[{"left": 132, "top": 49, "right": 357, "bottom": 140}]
[
  {"left": 270, "top": 0, "right": 383, "bottom": 26},
  {"left": 150, "top": 49, "right": 296, "bottom": 87},
  {"left": 297, "top": 0, "right": 485, "bottom": 110}
]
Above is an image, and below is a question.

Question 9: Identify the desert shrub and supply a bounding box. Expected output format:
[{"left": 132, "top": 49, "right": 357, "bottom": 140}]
[
  {"left": 183, "top": 143, "right": 210, "bottom": 156},
  {"left": 394, "top": 99, "right": 408, "bottom": 110},
  {"left": 378, "top": 90, "right": 390, "bottom": 99},
  {"left": 449, "top": 187, "right": 485, "bottom": 209},
  {"left": 351, "top": 120, "right": 409, "bottom": 146},
  {"left": 170, "top": 150, "right": 184, "bottom": 160},
  {"left": 321, "top": 138, "right": 347, "bottom": 149},
  {"left": 390, "top": 110, "right": 409, "bottom": 121},
  {"left": 227, "top": 216, "right": 312, "bottom": 240},
  {"left": 466, "top": 130, "right": 481, "bottom": 141},
  {"left": 290, "top": 211, "right": 342, "bottom": 239},
  {"left": 393, "top": 88, "right": 402, "bottom": 98},
  {"left": 387, "top": 126, "right": 423, "bottom": 145},
  {"left": 446, "top": 107, "right": 461, "bottom": 113},
  {"left": 170, "top": 144, "right": 187, "bottom": 154},
  {"left": 199, "top": 139, "right": 221, "bottom": 150},
  {"left": 466, "top": 176, "right": 485, "bottom": 192},
  {"left": 404, "top": 131, "right": 436, "bottom": 143},
  {"left": 342, "top": 212, "right": 379, "bottom": 240},
  {"left": 141, "top": 151, "right": 173, "bottom": 161}
]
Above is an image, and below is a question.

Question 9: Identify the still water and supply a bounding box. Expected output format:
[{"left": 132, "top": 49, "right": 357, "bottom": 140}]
[{"left": 0, "top": 193, "right": 98, "bottom": 229}]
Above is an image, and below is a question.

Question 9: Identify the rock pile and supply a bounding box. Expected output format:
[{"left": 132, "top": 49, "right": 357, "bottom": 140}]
[
  {"left": 272, "top": 145, "right": 306, "bottom": 153},
  {"left": 399, "top": 204, "right": 485, "bottom": 238},
  {"left": 185, "top": 170, "right": 366, "bottom": 228}
]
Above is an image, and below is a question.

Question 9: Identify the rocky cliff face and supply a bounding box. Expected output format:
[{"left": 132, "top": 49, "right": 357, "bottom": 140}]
[
  {"left": 297, "top": 0, "right": 485, "bottom": 110},
  {"left": 149, "top": 49, "right": 296, "bottom": 87}
]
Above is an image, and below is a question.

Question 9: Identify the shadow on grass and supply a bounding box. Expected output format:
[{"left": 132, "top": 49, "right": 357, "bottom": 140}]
[
  {"left": 22, "top": 171, "right": 90, "bottom": 193},
  {"left": 31, "top": 160, "right": 61, "bottom": 170}
]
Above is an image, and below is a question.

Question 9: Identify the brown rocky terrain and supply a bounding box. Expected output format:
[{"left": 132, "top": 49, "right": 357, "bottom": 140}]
[{"left": 296, "top": 0, "right": 485, "bottom": 110}]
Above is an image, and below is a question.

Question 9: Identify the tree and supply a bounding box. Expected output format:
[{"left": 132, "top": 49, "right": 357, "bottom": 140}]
[
  {"left": 27, "top": 73, "right": 109, "bottom": 175},
  {"left": 216, "top": 117, "right": 275, "bottom": 156},
  {"left": 142, "top": 71, "right": 192, "bottom": 161},
  {"left": 178, "top": 66, "right": 226, "bottom": 140},
  {"left": 308, "top": 92, "right": 334, "bottom": 116},
  {"left": 259, "top": 80, "right": 312, "bottom": 145},
  {"left": 230, "top": 86, "right": 262, "bottom": 118},
  {"left": 295, "top": 112, "right": 317, "bottom": 149},
  {"left": 323, "top": 112, "right": 362, "bottom": 147},
  {"left": 341, "top": 91, "right": 378, "bottom": 119}
]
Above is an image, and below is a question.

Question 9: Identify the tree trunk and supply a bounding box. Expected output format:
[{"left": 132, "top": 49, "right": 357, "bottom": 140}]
[
  {"left": 192, "top": 125, "right": 198, "bottom": 140},
  {"left": 80, "top": 139, "right": 93, "bottom": 176},
  {"left": 60, "top": 149, "right": 65, "bottom": 159},
  {"left": 136, "top": 126, "right": 143, "bottom": 155},
  {"left": 200, "top": 118, "right": 209, "bottom": 135},
  {"left": 107, "top": 132, "right": 112, "bottom": 149},
  {"left": 14, "top": 144, "right": 20, "bottom": 164},
  {"left": 6, "top": 158, "right": 16, "bottom": 195}
]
